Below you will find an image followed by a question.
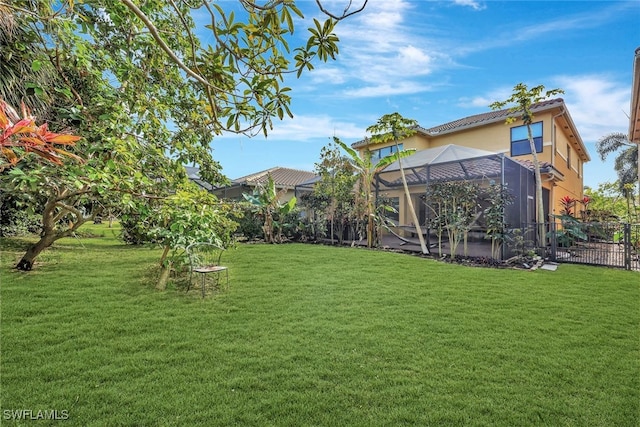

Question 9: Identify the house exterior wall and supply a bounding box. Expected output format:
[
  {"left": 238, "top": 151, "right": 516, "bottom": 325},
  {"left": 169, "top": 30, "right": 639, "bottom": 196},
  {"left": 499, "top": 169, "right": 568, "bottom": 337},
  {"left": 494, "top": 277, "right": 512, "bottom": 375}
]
[
  {"left": 550, "top": 120, "right": 585, "bottom": 218},
  {"left": 357, "top": 101, "right": 589, "bottom": 230}
]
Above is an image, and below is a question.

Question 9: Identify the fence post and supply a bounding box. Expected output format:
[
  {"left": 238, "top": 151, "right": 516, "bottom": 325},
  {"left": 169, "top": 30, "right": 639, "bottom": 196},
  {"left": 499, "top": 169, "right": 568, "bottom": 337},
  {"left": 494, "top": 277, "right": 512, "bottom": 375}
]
[
  {"left": 624, "top": 223, "right": 631, "bottom": 271},
  {"left": 549, "top": 221, "right": 557, "bottom": 262}
]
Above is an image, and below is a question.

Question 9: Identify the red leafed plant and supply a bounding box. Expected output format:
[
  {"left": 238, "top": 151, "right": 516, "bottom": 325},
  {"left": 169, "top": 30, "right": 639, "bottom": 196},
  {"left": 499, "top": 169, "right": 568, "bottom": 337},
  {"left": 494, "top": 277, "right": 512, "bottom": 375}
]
[
  {"left": 1, "top": 99, "right": 82, "bottom": 170},
  {"left": 560, "top": 195, "right": 576, "bottom": 216}
]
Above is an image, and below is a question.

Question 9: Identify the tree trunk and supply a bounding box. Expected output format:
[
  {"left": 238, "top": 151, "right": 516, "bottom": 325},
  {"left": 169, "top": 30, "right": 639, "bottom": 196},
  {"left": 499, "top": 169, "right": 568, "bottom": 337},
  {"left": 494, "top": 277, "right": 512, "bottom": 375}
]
[
  {"left": 156, "top": 246, "right": 172, "bottom": 290},
  {"left": 527, "top": 126, "right": 546, "bottom": 247},
  {"left": 157, "top": 261, "right": 172, "bottom": 290},
  {"left": 367, "top": 198, "right": 375, "bottom": 248},
  {"left": 15, "top": 234, "right": 56, "bottom": 271},
  {"left": 14, "top": 185, "right": 99, "bottom": 271},
  {"left": 395, "top": 141, "right": 429, "bottom": 254}
]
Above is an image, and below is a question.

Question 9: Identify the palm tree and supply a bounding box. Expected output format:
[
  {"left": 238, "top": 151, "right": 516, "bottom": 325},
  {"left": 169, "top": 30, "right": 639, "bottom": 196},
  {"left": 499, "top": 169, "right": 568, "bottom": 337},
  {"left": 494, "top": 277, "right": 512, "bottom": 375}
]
[
  {"left": 367, "top": 113, "right": 429, "bottom": 254},
  {"left": 242, "top": 175, "right": 297, "bottom": 243},
  {"left": 490, "top": 83, "right": 564, "bottom": 247},
  {"left": 596, "top": 132, "right": 639, "bottom": 194},
  {"left": 0, "top": 6, "right": 58, "bottom": 119},
  {"left": 332, "top": 137, "right": 414, "bottom": 248}
]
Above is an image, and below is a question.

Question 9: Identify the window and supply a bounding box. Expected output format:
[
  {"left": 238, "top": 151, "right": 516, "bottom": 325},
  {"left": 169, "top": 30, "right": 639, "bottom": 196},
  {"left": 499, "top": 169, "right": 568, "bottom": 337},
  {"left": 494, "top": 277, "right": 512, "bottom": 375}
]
[
  {"left": 566, "top": 144, "right": 571, "bottom": 169},
  {"left": 370, "top": 143, "right": 403, "bottom": 161},
  {"left": 510, "top": 122, "right": 542, "bottom": 156}
]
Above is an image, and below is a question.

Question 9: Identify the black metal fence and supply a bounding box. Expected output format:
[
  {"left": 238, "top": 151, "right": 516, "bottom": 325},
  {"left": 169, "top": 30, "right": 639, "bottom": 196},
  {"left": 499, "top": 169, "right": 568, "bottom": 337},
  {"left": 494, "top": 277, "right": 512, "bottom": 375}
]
[{"left": 516, "top": 222, "right": 640, "bottom": 271}]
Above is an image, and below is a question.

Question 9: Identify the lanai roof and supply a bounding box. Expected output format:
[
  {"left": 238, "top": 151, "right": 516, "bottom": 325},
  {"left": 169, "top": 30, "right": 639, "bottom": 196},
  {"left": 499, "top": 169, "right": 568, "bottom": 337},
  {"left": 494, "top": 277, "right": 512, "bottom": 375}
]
[
  {"left": 383, "top": 144, "right": 498, "bottom": 172},
  {"left": 377, "top": 144, "right": 506, "bottom": 187}
]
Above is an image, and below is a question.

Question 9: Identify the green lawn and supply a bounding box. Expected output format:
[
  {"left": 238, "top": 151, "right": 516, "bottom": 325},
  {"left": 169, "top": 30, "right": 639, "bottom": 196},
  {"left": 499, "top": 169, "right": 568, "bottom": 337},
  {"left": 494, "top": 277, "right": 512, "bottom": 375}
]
[{"left": 1, "top": 224, "right": 639, "bottom": 426}]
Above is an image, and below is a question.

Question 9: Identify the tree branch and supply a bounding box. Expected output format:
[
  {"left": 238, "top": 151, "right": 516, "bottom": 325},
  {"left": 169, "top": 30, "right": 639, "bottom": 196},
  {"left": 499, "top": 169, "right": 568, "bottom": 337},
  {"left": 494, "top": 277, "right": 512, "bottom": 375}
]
[
  {"left": 120, "top": 0, "right": 215, "bottom": 90},
  {"left": 315, "top": 0, "right": 368, "bottom": 20}
]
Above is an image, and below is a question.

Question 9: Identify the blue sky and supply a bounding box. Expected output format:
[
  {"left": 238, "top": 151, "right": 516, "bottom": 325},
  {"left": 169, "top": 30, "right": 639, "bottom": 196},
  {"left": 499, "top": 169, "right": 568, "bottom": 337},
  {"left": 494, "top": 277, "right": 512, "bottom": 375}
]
[{"left": 208, "top": 0, "right": 639, "bottom": 189}]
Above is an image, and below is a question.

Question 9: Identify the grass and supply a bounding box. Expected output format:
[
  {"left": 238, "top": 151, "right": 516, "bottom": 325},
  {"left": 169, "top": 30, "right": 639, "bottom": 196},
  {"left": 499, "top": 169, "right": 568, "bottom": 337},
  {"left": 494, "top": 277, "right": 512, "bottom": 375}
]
[{"left": 1, "top": 223, "right": 639, "bottom": 426}]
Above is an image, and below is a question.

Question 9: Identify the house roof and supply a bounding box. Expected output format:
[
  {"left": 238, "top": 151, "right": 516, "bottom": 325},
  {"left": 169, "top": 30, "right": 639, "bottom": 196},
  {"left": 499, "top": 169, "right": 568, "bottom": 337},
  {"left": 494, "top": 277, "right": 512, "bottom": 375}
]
[
  {"left": 230, "top": 167, "right": 317, "bottom": 190},
  {"left": 351, "top": 98, "right": 589, "bottom": 161},
  {"left": 423, "top": 98, "right": 565, "bottom": 136},
  {"left": 185, "top": 166, "right": 214, "bottom": 191}
]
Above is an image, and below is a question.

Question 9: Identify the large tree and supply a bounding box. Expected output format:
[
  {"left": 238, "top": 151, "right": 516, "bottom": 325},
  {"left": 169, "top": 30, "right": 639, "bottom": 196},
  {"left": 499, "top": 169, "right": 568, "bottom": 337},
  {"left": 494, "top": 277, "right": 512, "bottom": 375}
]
[
  {"left": 0, "top": 1, "right": 367, "bottom": 270},
  {"left": 490, "top": 83, "right": 563, "bottom": 247}
]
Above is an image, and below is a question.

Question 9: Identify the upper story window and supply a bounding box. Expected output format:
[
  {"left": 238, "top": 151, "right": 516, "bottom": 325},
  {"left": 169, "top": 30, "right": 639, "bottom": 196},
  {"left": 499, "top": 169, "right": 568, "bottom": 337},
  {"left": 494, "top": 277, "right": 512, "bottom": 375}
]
[
  {"left": 510, "top": 122, "right": 542, "bottom": 156},
  {"left": 370, "top": 144, "right": 403, "bottom": 161}
]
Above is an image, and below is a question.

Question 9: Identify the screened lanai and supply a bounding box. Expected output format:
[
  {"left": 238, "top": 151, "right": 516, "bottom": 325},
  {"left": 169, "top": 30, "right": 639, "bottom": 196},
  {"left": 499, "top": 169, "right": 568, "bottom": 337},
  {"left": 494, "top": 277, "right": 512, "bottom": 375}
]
[{"left": 375, "top": 144, "right": 536, "bottom": 256}]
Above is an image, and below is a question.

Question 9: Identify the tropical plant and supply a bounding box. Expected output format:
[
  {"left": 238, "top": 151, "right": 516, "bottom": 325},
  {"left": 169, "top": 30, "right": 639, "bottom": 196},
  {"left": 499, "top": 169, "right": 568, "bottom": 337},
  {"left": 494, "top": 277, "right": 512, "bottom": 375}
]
[
  {"left": 243, "top": 175, "right": 297, "bottom": 243},
  {"left": 426, "top": 180, "right": 480, "bottom": 258},
  {"left": 596, "top": 132, "right": 638, "bottom": 194},
  {"left": 314, "top": 141, "right": 357, "bottom": 244},
  {"left": 1, "top": 99, "right": 82, "bottom": 170},
  {"left": 548, "top": 213, "right": 587, "bottom": 248},
  {"left": 297, "top": 192, "right": 332, "bottom": 241},
  {"left": 149, "top": 187, "right": 239, "bottom": 290},
  {"left": 483, "top": 182, "right": 514, "bottom": 260},
  {"left": 332, "top": 137, "right": 414, "bottom": 248},
  {"left": 367, "top": 113, "right": 428, "bottom": 254},
  {"left": 559, "top": 195, "right": 576, "bottom": 217},
  {"left": 0, "top": 7, "right": 59, "bottom": 119},
  {"left": 490, "top": 83, "right": 564, "bottom": 247},
  {"left": 424, "top": 185, "right": 447, "bottom": 257}
]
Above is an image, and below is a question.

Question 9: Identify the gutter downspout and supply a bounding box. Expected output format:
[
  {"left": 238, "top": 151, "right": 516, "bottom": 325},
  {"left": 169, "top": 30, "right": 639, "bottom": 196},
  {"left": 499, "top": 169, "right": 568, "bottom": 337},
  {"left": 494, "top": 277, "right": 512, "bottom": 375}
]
[
  {"left": 550, "top": 108, "right": 565, "bottom": 219},
  {"left": 551, "top": 107, "right": 565, "bottom": 171}
]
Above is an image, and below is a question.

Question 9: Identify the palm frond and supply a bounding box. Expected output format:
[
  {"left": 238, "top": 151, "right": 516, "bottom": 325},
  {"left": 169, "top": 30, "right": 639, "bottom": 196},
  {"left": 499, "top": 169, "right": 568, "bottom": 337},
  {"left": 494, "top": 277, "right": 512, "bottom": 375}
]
[{"left": 596, "top": 132, "right": 632, "bottom": 161}]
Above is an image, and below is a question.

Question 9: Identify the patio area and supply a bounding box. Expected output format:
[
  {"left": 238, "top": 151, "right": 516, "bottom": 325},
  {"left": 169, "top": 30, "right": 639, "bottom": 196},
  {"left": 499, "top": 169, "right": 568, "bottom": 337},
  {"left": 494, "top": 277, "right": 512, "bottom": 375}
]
[{"left": 347, "top": 231, "right": 496, "bottom": 259}]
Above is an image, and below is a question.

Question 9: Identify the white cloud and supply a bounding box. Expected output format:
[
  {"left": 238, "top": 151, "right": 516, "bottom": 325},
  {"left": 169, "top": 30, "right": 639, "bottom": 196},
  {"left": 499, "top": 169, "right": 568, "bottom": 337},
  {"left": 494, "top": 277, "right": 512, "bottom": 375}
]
[
  {"left": 320, "top": 0, "right": 450, "bottom": 98},
  {"left": 452, "top": 0, "right": 486, "bottom": 11},
  {"left": 553, "top": 74, "right": 630, "bottom": 142},
  {"left": 305, "top": 67, "right": 348, "bottom": 86},
  {"left": 344, "top": 81, "right": 431, "bottom": 98},
  {"left": 455, "top": 2, "right": 634, "bottom": 56},
  {"left": 217, "top": 114, "right": 366, "bottom": 141}
]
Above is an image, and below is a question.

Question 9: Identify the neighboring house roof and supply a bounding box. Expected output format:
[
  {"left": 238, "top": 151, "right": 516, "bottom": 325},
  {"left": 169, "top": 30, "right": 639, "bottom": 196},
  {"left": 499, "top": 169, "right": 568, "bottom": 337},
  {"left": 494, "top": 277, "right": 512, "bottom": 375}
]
[
  {"left": 229, "top": 167, "right": 318, "bottom": 190},
  {"left": 351, "top": 98, "right": 589, "bottom": 161},
  {"left": 630, "top": 46, "right": 640, "bottom": 143},
  {"left": 185, "top": 166, "right": 214, "bottom": 191}
]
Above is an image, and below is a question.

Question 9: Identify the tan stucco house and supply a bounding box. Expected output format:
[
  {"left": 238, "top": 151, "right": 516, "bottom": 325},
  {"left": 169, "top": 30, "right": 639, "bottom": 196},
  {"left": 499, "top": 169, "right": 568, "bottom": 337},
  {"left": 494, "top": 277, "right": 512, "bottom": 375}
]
[{"left": 352, "top": 98, "right": 590, "bottom": 229}]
